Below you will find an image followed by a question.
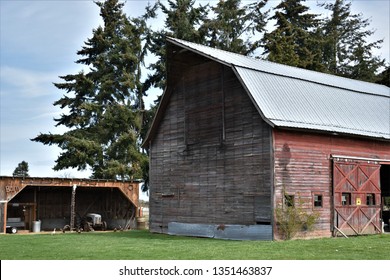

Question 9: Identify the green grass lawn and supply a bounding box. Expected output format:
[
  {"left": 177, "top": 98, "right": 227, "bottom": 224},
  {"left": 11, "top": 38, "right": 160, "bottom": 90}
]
[{"left": 0, "top": 230, "right": 389, "bottom": 260}]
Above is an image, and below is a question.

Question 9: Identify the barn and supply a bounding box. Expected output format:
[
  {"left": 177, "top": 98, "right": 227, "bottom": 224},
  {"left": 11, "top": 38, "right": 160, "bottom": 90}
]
[
  {"left": 0, "top": 176, "right": 141, "bottom": 233},
  {"left": 143, "top": 37, "right": 390, "bottom": 240}
]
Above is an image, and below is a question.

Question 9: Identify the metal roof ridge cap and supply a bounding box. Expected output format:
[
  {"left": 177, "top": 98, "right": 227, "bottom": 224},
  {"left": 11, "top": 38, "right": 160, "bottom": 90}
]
[
  {"left": 225, "top": 53, "right": 390, "bottom": 97},
  {"left": 257, "top": 59, "right": 388, "bottom": 90},
  {"left": 167, "top": 37, "right": 232, "bottom": 68},
  {"left": 167, "top": 36, "right": 261, "bottom": 62}
]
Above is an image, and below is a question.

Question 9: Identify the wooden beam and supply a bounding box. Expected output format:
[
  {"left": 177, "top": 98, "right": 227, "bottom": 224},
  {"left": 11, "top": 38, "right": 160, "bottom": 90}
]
[{"left": 334, "top": 226, "right": 349, "bottom": 238}]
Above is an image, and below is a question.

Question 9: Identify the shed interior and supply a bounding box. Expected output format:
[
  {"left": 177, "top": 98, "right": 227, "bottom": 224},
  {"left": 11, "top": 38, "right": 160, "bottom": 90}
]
[
  {"left": 7, "top": 185, "right": 137, "bottom": 231},
  {"left": 381, "top": 164, "right": 390, "bottom": 231}
]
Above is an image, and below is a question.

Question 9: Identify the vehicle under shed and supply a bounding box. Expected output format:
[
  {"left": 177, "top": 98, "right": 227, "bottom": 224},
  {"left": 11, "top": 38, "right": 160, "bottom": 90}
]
[{"left": 0, "top": 176, "right": 141, "bottom": 233}]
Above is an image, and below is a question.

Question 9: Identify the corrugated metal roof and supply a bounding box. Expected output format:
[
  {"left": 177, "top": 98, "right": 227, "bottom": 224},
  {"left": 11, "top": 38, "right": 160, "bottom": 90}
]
[
  {"left": 167, "top": 37, "right": 390, "bottom": 140},
  {"left": 235, "top": 68, "right": 389, "bottom": 139}
]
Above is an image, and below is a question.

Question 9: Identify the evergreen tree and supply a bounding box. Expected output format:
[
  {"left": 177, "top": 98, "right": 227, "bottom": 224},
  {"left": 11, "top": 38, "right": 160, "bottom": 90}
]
[
  {"left": 32, "top": 0, "right": 147, "bottom": 180},
  {"left": 161, "top": 0, "right": 208, "bottom": 43},
  {"left": 145, "top": 0, "right": 268, "bottom": 95},
  {"left": 145, "top": 0, "right": 208, "bottom": 93},
  {"left": 321, "top": 0, "right": 385, "bottom": 81},
  {"left": 348, "top": 41, "right": 386, "bottom": 82},
  {"left": 203, "top": 0, "right": 269, "bottom": 55},
  {"left": 12, "top": 161, "right": 30, "bottom": 177},
  {"left": 262, "top": 0, "right": 320, "bottom": 69},
  {"left": 376, "top": 65, "right": 390, "bottom": 87}
]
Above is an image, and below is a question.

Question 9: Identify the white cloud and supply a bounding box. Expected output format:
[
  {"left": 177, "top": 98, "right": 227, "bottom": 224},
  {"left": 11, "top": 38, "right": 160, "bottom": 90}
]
[
  {"left": 1, "top": 140, "right": 92, "bottom": 178},
  {"left": 1, "top": 66, "right": 58, "bottom": 98}
]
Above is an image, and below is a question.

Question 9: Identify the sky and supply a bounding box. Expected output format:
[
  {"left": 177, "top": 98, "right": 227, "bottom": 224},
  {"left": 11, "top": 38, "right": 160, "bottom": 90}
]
[{"left": 1, "top": 0, "right": 389, "bottom": 184}]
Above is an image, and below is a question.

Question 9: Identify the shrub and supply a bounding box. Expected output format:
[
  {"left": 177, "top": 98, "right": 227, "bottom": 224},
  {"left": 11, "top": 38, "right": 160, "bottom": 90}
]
[{"left": 275, "top": 191, "right": 319, "bottom": 240}]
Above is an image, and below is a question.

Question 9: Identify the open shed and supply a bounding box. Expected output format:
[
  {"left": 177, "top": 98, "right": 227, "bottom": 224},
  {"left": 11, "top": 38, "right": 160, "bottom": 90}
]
[
  {"left": 143, "top": 37, "right": 390, "bottom": 240},
  {"left": 0, "top": 176, "right": 140, "bottom": 233}
]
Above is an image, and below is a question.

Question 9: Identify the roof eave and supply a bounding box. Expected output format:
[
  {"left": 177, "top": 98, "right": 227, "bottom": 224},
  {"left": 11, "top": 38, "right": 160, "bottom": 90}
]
[{"left": 272, "top": 124, "right": 390, "bottom": 142}]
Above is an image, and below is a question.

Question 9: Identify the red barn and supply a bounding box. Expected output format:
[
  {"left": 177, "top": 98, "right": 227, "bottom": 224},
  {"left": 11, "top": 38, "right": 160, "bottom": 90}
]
[{"left": 143, "top": 38, "right": 390, "bottom": 240}]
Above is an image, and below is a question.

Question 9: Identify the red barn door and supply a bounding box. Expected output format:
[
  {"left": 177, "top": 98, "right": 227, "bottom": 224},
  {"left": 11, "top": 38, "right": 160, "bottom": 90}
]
[{"left": 333, "top": 161, "right": 382, "bottom": 236}]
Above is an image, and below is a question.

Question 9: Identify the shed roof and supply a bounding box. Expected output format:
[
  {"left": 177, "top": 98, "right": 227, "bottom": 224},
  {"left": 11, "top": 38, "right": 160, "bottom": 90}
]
[
  {"left": 0, "top": 176, "right": 141, "bottom": 207},
  {"left": 146, "top": 38, "right": 390, "bottom": 143}
]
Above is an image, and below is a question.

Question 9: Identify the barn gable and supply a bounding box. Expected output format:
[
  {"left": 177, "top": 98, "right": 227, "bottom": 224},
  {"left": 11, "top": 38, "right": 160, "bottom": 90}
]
[
  {"left": 145, "top": 38, "right": 390, "bottom": 240},
  {"left": 146, "top": 42, "right": 274, "bottom": 239},
  {"left": 147, "top": 37, "right": 389, "bottom": 142}
]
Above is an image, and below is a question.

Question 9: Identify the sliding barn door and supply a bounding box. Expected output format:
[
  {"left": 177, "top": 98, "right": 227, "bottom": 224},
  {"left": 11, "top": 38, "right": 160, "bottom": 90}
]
[
  {"left": 0, "top": 202, "right": 5, "bottom": 233},
  {"left": 333, "top": 161, "right": 381, "bottom": 236}
]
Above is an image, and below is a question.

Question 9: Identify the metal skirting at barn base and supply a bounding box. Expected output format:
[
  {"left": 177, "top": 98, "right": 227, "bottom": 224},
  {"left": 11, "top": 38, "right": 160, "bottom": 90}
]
[{"left": 168, "top": 222, "right": 272, "bottom": 241}]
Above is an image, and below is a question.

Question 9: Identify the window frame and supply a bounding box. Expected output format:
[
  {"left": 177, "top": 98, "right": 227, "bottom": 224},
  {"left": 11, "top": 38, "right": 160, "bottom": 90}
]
[
  {"left": 341, "top": 192, "right": 352, "bottom": 206},
  {"left": 313, "top": 193, "right": 323, "bottom": 208},
  {"left": 284, "top": 194, "right": 295, "bottom": 208},
  {"left": 366, "top": 193, "right": 376, "bottom": 206}
]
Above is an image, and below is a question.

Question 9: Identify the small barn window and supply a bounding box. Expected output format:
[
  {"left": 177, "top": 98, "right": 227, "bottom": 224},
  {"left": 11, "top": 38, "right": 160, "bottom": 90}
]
[
  {"left": 366, "top": 194, "right": 376, "bottom": 206},
  {"left": 161, "top": 193, "right": 175, "bottom": 198},
  {"left": 314, "top": 194, "right": 323, "bottom": 207},
  {"left": 284, "top": 194, "right": 294, "bottom": 207},
  {"left": 342, "top": 193, "right": 351, "bottom": 206}
]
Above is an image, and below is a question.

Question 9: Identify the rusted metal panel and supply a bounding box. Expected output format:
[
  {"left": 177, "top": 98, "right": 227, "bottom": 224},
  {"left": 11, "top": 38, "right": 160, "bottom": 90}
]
[
  {"left": 168, "top": 222, "right": 215, "bottom": 238},
  {"left": 168, "top": 222, "right": 273, "bottom": 240}
]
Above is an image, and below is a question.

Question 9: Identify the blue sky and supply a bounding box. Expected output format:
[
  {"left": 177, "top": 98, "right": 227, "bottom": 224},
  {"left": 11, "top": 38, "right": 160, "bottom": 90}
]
[{"left": 1, "top": 0, "right": 389, "bottom": 180}]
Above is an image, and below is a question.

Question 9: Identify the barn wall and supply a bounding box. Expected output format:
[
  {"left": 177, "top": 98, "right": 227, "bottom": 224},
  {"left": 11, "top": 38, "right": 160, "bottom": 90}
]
[
  {"left": 149, "top": 58, "right": 273, "bottom": 234},
  {"left": 273, "top": 129, "right": 390, "bottom": 239}
]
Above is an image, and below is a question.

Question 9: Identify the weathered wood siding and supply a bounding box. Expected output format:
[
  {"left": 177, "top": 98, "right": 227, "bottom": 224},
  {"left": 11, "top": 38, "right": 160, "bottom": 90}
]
[
  {"left": 149, "top": 54, "right": 272, "bottom": 233},
  {"left": 273, "top": 129, "right": 390, "bottom": 239}
]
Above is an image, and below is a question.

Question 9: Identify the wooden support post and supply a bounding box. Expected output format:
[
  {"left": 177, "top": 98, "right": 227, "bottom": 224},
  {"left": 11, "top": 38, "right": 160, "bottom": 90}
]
[
  {"left": 70, "top": 184, "right": 77, "bottom": 232},
  {"left": 0, "top": 201, "right": 7, "bottom": 234}
]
